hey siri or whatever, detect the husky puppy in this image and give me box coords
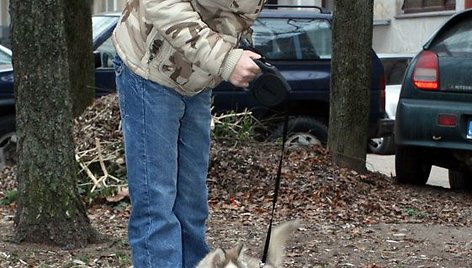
[196,220,299,268]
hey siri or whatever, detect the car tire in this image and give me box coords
[395,146,431,185]
[0,116,17,170]
[270,116,328,148]
[368,135,395,155]
[448,169,472,190]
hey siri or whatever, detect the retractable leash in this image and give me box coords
[244,52,292,266]
[260,112,288,267]
[250,57,291,108]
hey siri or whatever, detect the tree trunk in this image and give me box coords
[328,0,373,173]
[10,0,99,248]
[65,0,94,117]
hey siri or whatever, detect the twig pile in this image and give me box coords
[73,94,126,196]
[72,93,260,199]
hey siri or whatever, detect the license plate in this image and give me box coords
[468,121,472,139]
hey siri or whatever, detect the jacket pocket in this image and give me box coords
[147,35,165,63]
[149,40,217,92]
[227,0,263,14]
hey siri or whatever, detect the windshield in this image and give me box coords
[92,15,119,41]
[252,17,332,60]
[0,49,11,65]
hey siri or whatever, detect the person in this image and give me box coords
[111,0,266,267]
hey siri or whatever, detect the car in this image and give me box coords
[368,53,413,155]
[394,8,472,188]
[0,44,14,170]
[0,6,393,169]
[91,6,392,146]
[0,45,11,64]
[92,13,120,97]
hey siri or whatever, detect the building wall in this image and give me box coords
[0,0,8,47]
[372,0,461,54]
[0,0,468,53]
[276,0,322,6]
[92,0,126,13]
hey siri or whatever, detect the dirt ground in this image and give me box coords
[2,141,472,267]
[1,94,472,267]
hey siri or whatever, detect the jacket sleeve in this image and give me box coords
[143,0,244,81]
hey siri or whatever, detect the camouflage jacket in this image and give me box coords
[112,0,266,96]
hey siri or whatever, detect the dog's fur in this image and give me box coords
[196,220,299,268]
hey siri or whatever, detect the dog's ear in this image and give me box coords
[211,248,227,267]
[236,243,245,257]
[222,244,246,265]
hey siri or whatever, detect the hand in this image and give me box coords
[228,50,262,88]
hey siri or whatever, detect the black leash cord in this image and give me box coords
[260,113,289,265]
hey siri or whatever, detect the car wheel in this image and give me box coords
[271,116,328,148]
[448,169,472,190]
[395,146,431,185]
[368,135,395,155]
[0,116,17,170]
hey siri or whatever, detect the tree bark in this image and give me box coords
[65,0,94,117]
[328,0,373,173]
[10,0,99,248]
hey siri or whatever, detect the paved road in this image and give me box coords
[366,154,449,188]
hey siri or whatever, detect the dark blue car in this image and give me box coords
[91,9,391,146]
[0,45,14,169]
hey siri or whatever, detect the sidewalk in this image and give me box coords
[366,154,450,188]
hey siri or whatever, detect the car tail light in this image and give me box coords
[379,71,386,113]
[412,50,439,90]
[437,114,456,127]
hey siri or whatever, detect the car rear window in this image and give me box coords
[430,17,472,57]
[252,17,332,60]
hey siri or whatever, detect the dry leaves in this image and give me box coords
[1,93,472,267]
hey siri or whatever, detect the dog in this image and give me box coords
[196,220,299,268]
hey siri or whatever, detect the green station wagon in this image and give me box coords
[395,9,472,189]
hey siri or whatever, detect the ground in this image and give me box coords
[1,95,472,267]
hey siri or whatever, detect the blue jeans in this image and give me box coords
[113,57,211,268]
